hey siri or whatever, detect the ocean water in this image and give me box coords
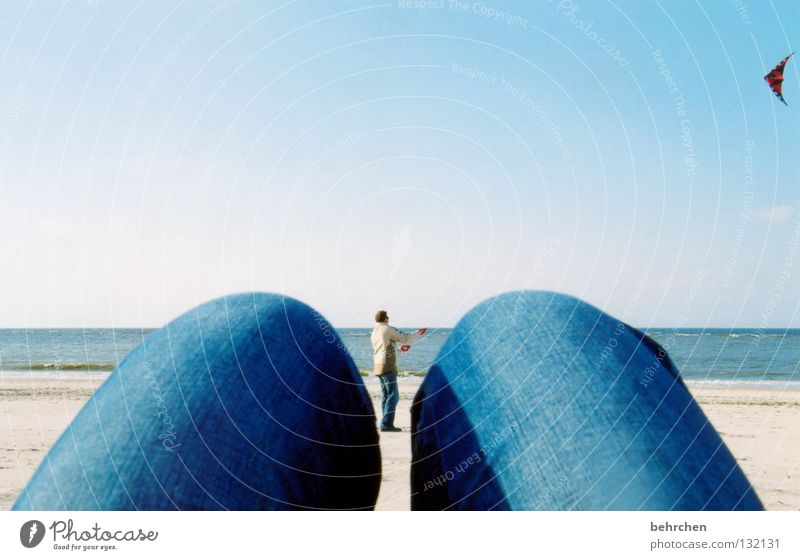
[1,327,798,385]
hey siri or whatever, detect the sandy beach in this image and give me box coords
[1,377,798,511]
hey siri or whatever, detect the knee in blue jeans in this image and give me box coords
[411,290,761,510]
[14,292,382,511]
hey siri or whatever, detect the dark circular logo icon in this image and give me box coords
[20,520,45,548]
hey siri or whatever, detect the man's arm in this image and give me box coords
[389,326,425,344]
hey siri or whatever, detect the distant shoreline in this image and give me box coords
[3,370,800,389]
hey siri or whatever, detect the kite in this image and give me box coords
[764,52,794,105]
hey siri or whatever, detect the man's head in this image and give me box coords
[374,310,389,324]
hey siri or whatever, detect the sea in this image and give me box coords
[1,328,798,386]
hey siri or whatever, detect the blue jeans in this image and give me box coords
[14,291,762,510]
[410,292,762,510]
[378,371,399,429]
[13,293,381,510]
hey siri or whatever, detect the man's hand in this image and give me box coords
[416,328,427,335]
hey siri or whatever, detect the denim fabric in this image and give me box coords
[411,291,763,511]
[14,290,761,511]
[378,371,400,428]
[13,293,381,510]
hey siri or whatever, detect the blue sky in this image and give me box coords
[0,0,797,328]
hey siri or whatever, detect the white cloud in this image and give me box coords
[755,205,795,223]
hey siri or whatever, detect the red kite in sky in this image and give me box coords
[764,52,794,105]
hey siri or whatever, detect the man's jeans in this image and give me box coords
[378,371,400,429]
[14,291,762,511]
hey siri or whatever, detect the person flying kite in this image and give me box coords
[764,52,794,105]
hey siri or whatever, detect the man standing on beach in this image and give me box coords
[371,310,426,432]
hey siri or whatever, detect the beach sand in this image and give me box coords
[687,384,800,511]
[1,377,798,510]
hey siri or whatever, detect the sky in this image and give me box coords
[0,0,798,328]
